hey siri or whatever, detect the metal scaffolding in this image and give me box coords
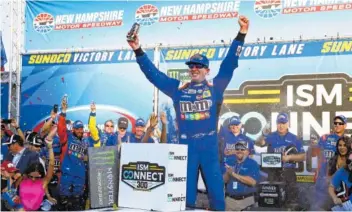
[7,0,25,123]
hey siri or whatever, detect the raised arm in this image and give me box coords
[160,112,167,144]
[127,32,180,98]
[142,114,158,143]
[41,110,56,137]
[88,102,101,147]
[43,126,56,187]
[57,99,68,145]
[213,16,249,94]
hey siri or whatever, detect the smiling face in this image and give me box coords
[188,63,209,83]
[338,139,348,156]
[277,122,289,135]
[333,118,346,134]
[104,120,114,134]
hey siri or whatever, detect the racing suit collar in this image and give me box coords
[190,80,207,86]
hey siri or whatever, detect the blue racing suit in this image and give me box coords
[58,113,88,197]
[134,33,245,210]
[318,133,341,160]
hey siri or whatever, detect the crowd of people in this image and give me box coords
[1,15,352,211]
[1,102,351,211]
[0,98,170,211]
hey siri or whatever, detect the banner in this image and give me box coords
[158,38,352,180]
[25,0,352,51]
[88,146,119,209]
[20,49,155,132]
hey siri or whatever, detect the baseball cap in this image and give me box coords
[334,115,347,124]
[276,112,289,124]
[185,54,209,68]
[229,116,241,126]
[29,135,45,147]
[1,161,18,173]
[135,118,146,127]
[235,141,249,150]
[25,131,37,143]
[2,134,22,146]
[118,117,129,129]
[73,120,84,129]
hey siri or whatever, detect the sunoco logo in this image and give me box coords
[167,193,186,202]
[168,151,187,160]
[121,162,165,191]
[263,155,281,165]
[168,173,186,182]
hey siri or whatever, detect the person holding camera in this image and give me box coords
[1,119,25,161]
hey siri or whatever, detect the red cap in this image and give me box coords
[1,161,18,173]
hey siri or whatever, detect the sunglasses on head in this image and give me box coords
[188,64,207,69]
[334,122,345,126]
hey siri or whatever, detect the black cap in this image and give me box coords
[29,135,45,147]
[2,134,22,145]
[118,117,128,129]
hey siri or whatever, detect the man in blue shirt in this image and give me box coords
[223,141,260,211]
[319,115,347,160]
[127,16,249,210]
[221,116,255,172]
[130,117,155,143]
[116,117,132,143]
[256,112,305,206]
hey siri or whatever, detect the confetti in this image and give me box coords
[61,77,65,83]
[37,97,42,101]
[29,101,32,105]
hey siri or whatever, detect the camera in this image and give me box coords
[53,104,59,113]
